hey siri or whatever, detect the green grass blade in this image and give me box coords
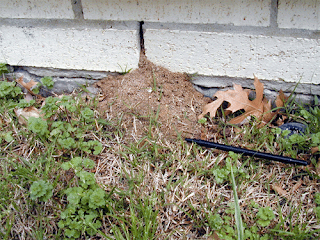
[230,165,244,240]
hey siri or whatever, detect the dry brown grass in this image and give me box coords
[1,57,320,239]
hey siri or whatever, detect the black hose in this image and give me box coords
[185,138,308,166]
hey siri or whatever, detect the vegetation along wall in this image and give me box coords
[0,0,319,99]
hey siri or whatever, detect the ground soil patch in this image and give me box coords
[94,55,210,141]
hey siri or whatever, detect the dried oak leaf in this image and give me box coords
[199,76,287,125]
[257,89,288,127]
[199,76,264,124]
[16,76,38,95]
[198,83,250,120]
[229,76,265,124]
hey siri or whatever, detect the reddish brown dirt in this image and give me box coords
[94,56,211,140]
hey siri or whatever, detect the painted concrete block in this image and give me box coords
[278,0,320,30]
[83,0,270,27]
[144,29,320,84]
[0,26,139,72]
[0,0,74,19]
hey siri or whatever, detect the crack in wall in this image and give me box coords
[139,21,145,55]
[72,0,84,20]
[270,0,279,28]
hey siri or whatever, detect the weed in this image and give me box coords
[107,197,159,240]
[40,76,54,89]
[59,157,107,238]
[0,63,9,75]
[30,180,53,202]
[118,64,133,75]
[256,207,275,227]
[212,151,249,184]
[0,80,22,99]
[32,76,54,94]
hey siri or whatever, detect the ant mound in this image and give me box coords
[94,56,210,141]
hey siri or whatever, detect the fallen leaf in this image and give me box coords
[260,98,274,123]
[276,90,288,108]
[199,76,264,124]
[276,115,287,126]
[16,76,38,95]
[311,146,319,154]
[291,179,302,193]
[272,183,288,197]
[198,83,251,120]
[25,92,34,102]
[199,76,288,126]
[14,106,41,125]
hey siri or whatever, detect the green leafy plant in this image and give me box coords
[32,76,54,94]
[0,80,22,99]
[81,107,94,120]
[212,151,248,184]
[59,157,107,238]
[256,207,275,227]
[31,96,105,155]
[198,117,207,124]
[40,76,54,89]
[244,226,269,240]
[0,131,13,143]
[0,63,9,75]
[28,117,49,136]
[30,180,53,202]
[208,213,224,230]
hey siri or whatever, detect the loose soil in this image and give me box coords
[94,55,210,141]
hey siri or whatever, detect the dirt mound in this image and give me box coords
[94,56,210,140]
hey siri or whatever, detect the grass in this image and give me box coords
[1,69,320,239]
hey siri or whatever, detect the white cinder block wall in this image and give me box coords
[0,0,319,96]
[0,0,140,72]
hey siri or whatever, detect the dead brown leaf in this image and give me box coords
[291,179,303,193]
[272,183,288,197]
[276,115,287,126]
[229,76,265,124]
[16,76,38,95]
[25,92,34,102]
[199,76,288,126]
[198,83,250,120]
[276,90,288,108]
[14,106,41,125]
[198,76,264,124]
[311,146,319,154]
[257,90,288,127]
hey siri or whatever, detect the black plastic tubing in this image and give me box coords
[185,138,308,166]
